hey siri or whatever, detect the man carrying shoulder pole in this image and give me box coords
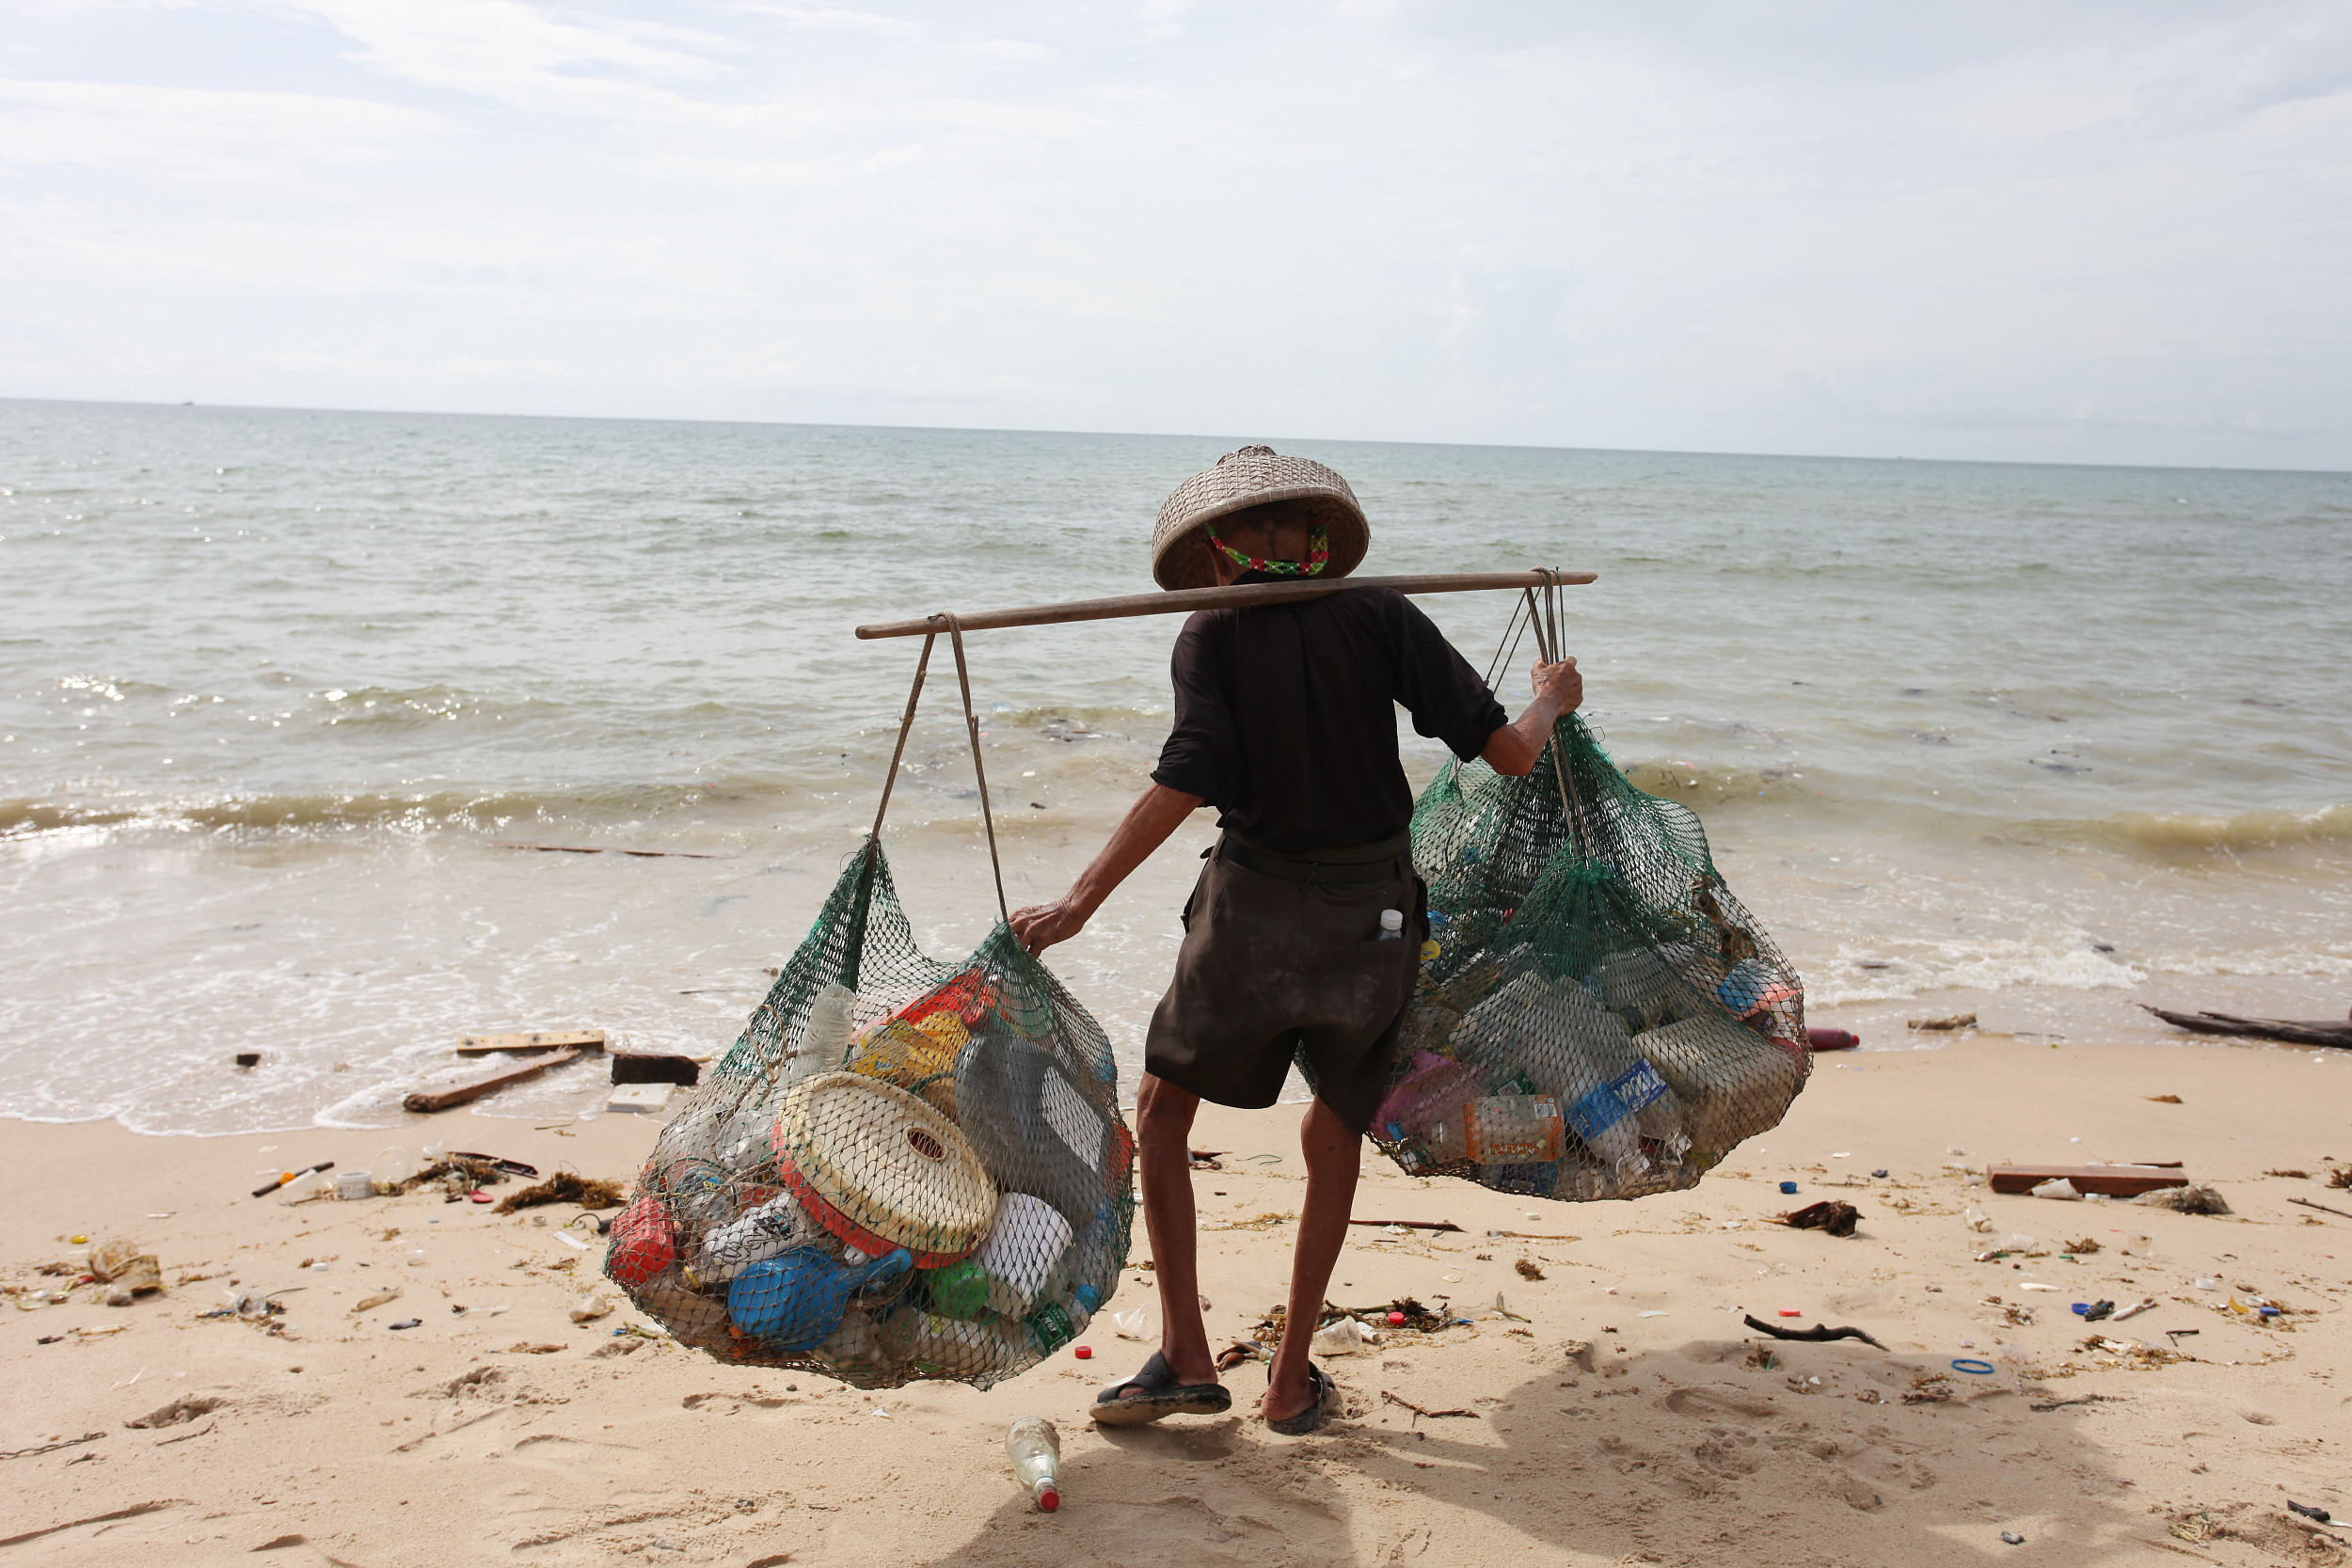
[1010,446,1581,1434]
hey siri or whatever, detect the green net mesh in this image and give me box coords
[1366,713,1810,1200]
[605,844,1135,1388]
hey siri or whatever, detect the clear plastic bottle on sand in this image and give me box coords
[1005,1417,1061,1512]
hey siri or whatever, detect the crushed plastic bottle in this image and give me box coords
[1311,1316,1376,1356]
[1006,1417,1061,1512]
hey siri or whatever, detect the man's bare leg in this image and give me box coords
[1263,1097,1360,1424]
[1115,1072,1219,1396]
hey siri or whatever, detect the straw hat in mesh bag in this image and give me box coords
[1150,445,1369,591]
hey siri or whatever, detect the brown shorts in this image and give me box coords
[1143,834,1424,1135]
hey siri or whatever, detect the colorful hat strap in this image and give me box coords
[1204,521,1329,578]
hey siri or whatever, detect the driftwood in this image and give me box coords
[491,842,725,860]
[1987,1164,2187,1197]
[404,1049,582,1113]
[457,1030,605,1055]
[1742,1314,1887,1351]
[1346,1219,1464,1233]
[2139,1005,2352,1049]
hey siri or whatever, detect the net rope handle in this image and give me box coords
[1524,570,1596,861]
[866,631,937,848]
[861,623,1013,927]
[948,616,1013,925]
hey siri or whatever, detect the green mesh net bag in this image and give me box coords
[603,632,1135,1388]
[1368,596,1809,1201]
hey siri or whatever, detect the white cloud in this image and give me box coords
[0,77,450,179]
[1,0,2348,467]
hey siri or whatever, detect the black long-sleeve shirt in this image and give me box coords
[1150,575,1507,854]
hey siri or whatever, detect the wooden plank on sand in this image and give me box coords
[1986,1164,2188,1197]
[456,1030,607,1055]
[492,842,725,859]
[405,1048,582,1114]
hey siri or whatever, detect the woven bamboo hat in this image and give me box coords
[1151,445,1368,591]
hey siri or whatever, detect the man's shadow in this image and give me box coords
[915,1334,2183,1566]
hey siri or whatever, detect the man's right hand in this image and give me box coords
[1531,656,1581,715]
[1481,656,1584,777]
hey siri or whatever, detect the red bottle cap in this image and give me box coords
[1777,1308,1802,1317]
[1387,1311,1406,1325]
[1073,1345,1092,1359]
[1037,1488,1059,1512]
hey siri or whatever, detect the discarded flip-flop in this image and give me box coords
[1090,1350,1231,1427]
[1263,1359,1339,1437]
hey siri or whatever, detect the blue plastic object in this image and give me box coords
[1778,1180,1799,1195]
[728,1246,912,1352]
[1950,1357,1995,1375]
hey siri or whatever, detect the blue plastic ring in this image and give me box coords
[1950,1358,1995,1375]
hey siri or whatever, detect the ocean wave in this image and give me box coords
[1808,942,2147,1006]
[0,780,788,839]
[2015,803,2352,857]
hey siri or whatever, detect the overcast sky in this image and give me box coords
[5,2,2349,467]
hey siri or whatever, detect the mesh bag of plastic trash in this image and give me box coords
[1364,703,1809,1203]
[604,632,1134,1389]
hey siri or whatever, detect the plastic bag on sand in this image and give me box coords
[604,845,1135,1390]
[1355,714,1810,1205]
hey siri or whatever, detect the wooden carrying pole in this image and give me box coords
[853,569,1594,640]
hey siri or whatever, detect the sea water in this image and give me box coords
[2,399,2345,1133]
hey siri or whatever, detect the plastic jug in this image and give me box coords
[729,1246,913,1352]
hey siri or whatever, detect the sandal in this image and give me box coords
[1263,1359,1338,1436]
[1090,1351,1232,1427]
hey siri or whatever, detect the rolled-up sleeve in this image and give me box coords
[1151,614,1238,804]
[1390,596,1508,762]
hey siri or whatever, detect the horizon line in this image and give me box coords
[3,392,2345,481]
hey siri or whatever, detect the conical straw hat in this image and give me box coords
[1151,445,1369,591]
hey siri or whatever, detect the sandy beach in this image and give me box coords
[5,1028,2348,1567]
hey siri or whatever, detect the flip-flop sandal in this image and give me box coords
[1263,1359,1339,1436]
[1090,1351,1232,1427]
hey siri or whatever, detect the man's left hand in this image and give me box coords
[1009,899,1088,956]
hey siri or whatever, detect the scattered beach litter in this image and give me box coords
[252,1162,334,1200]
[86,1238,165,1306]
[2134,1182,2230,1214]
[1775,1200,1859,1237]
[493,1171,627,1214]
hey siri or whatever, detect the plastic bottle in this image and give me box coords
[790,983,859,1085]
[1375,909,1406,941]
[1005,1417,1061,1512]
